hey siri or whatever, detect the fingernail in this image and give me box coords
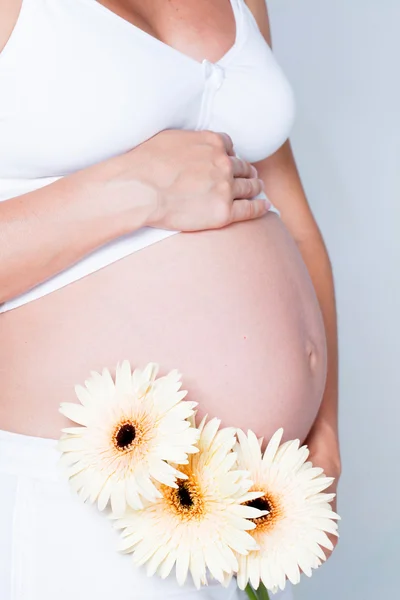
[258,178,265,190]
[251,166,258,177]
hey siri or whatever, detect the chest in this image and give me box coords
[96,0,237,64]
[0,0,295,179]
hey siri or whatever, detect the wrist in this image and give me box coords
[306,417,341,467]
[71,154,158,238]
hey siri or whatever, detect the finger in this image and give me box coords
[232,177,264,199]
[216,132,235,156]
[230,157,257,179]
[230,198,271,223]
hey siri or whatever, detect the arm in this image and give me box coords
[256,141,341,467]
[1,1,267,305]
[246,0,341,547]
[0,130,267,304]
[0,160,149,303]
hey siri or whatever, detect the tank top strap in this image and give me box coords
[227,0,245,41]
[230,0,264,48]
[233,0,262,36]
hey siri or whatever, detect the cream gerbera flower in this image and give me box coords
[58,361,199,516]
[114,417,266,588]
[235,428,340,594]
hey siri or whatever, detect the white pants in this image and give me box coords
[0,429,294,599]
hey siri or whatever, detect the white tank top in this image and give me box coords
[0,0,295,313]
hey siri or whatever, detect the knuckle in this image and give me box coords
[246,200,255,219]
[241,160,251,176]
[252,180,261,197]
[217,155,233,177]
[203,130,224,149]
[250,181,259,198]
[216,179,232,200]
[242,179,253,197]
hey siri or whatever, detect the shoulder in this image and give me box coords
[243,0,272,45]
[0,0,22,54]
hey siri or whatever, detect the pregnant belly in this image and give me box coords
[0,214,327,442]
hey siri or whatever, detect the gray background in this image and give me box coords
[268,1,400,599]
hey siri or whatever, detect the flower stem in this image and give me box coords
[244,583,270,600]
[258,583,271,600]
[245,584,259,600]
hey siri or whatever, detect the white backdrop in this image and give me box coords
[268,1,400,599]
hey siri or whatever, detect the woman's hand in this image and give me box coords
[113,129,270,232]
[0,128,268,303]
[305,420,342,560]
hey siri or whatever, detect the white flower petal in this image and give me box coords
[249,556,261,590]
[235,429,340,592]
[159,549,178,579]
[58,362,199,513]
[189,547,207,589]
[175,550,190,585]
[110,480,127,517]
[204,544,226,583]
[262,428,284,465]
[115,360,133,395]
[114,417,257,587]
[74,384,95,408]
[97,477,113,511]
[59,403,90,426]
[146,544,170,577]
[126,479,144,510]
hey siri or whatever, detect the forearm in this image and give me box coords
[255,141,339,449]
[0,128,266,305]
[0,158,152,304]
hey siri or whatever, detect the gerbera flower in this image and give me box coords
[114,417,266,588]
[58,361,199,516]
[235,428,340,594]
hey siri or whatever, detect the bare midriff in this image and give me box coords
[0,214,327,442]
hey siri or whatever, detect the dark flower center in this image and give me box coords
[246,496,272,515]
[177,483,194,508]
[162,475,204,521]
[116,423,136,449]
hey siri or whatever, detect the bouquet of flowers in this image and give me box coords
[58,362,339,599]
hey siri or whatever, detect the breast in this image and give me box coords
[0,2,203,179]
[210,65,294,163]
[210,40,296,163]
[0,0,295,179]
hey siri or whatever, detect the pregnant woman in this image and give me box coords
[0,0,341,598]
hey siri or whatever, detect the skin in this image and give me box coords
[246,0,341,556]
[0,131,267,301]
[0,0,340,559]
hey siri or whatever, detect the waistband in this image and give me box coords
[0,428,61,481]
